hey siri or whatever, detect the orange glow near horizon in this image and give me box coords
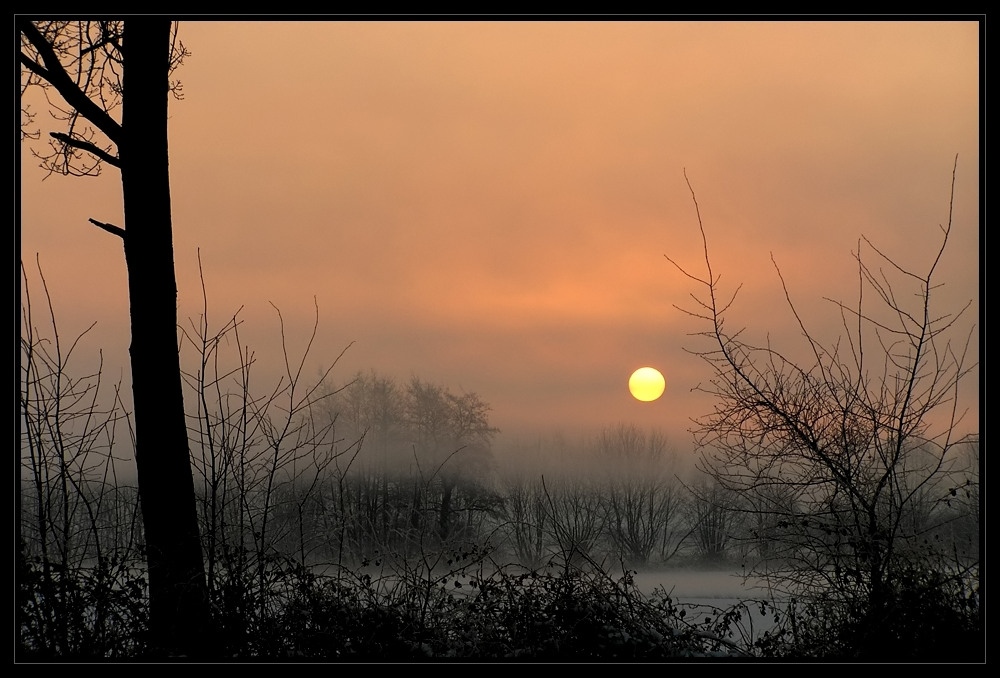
[19,20,980,445]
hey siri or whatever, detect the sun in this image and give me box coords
[628,367,665,402]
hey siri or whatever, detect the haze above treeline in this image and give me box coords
[20,20,980,455]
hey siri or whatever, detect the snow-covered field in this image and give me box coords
[630,569,785,642]
[631,568,767,599]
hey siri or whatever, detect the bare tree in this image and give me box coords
[544,476,606,570]
[336,370,407,470]
[180,258,348,646]
[665,159,978,657]
[19,260,144,657]
[495,474,552,570]
[315,372,501,560]
[19,20,210,657]
[683,476,743,564]
[596,424,687,567]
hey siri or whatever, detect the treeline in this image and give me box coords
[19,421,980,580]
[19,299,981,660]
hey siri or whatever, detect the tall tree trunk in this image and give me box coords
[120,19,211,658]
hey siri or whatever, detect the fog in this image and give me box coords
[20,20,980,446]
[19,20,981,660]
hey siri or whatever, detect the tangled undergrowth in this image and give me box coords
[19,546,768,662]
[18,545,981,662]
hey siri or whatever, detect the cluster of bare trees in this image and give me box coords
[490,425,689,571]
[667,164,979,652]
[19,18,978,659]
[20,269,979,656]
[19,262,146,657]
[314,369,501,560]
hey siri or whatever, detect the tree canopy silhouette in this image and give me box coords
[666,161,980,659]
[19,19,212,658]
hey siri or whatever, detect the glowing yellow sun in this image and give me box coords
[628,367,665,402]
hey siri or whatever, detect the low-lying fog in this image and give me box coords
[629,568,768,600]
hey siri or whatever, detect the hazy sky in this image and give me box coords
[19,19,981,449]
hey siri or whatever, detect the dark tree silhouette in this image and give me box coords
[666,161,980,659]
[19,19,212,658]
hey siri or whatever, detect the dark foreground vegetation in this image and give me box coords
[19,19,981,662]
[16,538,982,662]
[18,260,982,662]
[17,537,983,663]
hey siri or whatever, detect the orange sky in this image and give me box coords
[19,20,981,450]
